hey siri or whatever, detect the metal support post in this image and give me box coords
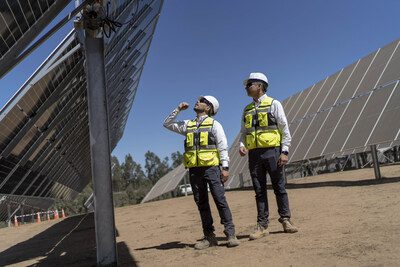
[370,145,382,180]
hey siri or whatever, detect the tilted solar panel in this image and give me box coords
[0,0,70,78]
[0,0,163,220]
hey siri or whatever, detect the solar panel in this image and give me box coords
[342,82,398,151]
[281,95,291,109]
[285,90,304,119]
[0,0,163,221]
[0,0,70,78]
[285,39,400,163]
[224,134,252,189]
[295,80,326,121]
[0,194,54,223]
[141,164,187,203]
[356,40,399,94]
[290,74,340,160]
[379,45,400,84]
[289,85,315,121]
[367,82,400,145]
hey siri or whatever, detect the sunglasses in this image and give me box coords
[199,98,211,106]
[198,98,214,114]
[245,82,256,88]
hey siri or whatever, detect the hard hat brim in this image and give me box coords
[243,78,268,86]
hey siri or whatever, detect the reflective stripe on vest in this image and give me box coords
[184,117,220,168]
[243,96,281,150]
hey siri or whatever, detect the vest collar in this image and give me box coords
[195,114,208,120]
[254,94,268,105]
[190,115,209,127]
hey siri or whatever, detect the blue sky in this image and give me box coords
[0,0,399,167]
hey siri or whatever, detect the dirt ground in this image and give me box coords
[1,165,400,266]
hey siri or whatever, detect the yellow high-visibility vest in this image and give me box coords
[184,117,220,168]
[243,96,282,150]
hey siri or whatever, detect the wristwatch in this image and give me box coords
[281,151,289,156]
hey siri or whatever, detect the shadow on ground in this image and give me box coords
[232,176,400,191]
[285,176,400,189]
[0,213,137,266]
[135,234,250,251]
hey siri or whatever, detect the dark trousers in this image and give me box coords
[249,147,291,228]
[189,166,235,237]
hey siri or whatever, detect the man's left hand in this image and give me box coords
[221,169,229,183]
[278,153,289,166]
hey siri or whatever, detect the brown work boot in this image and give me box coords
[227,236,240,247]
[279,218,298,233]
[249,224,269,240]
[194,233,218,250]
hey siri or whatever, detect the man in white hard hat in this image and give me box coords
[239,72,298,240]
[163,95,239,249]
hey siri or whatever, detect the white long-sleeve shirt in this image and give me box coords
[163,108,229,168]
[239,94,291,152]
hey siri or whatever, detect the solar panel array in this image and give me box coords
[142,38,400,201]
[0,0,163,221]
[284,39,400,162]
[224,133,251,189]
[0,0,70,78]
[0,194,54,223]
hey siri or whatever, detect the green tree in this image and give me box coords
[111,156,125,192]
[144,151,171,185]
[121,154,146,187]
[131,159,146,188]
[121,154,134,186]
[171,151,183,168]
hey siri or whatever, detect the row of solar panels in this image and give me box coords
[0,0,71,78]
[142,38,400,203]
[283,39,400,162]
[0,0,163,221]
[0,194,54,223]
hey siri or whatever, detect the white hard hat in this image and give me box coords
[243,72,269,86]
[199,95,220,116]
